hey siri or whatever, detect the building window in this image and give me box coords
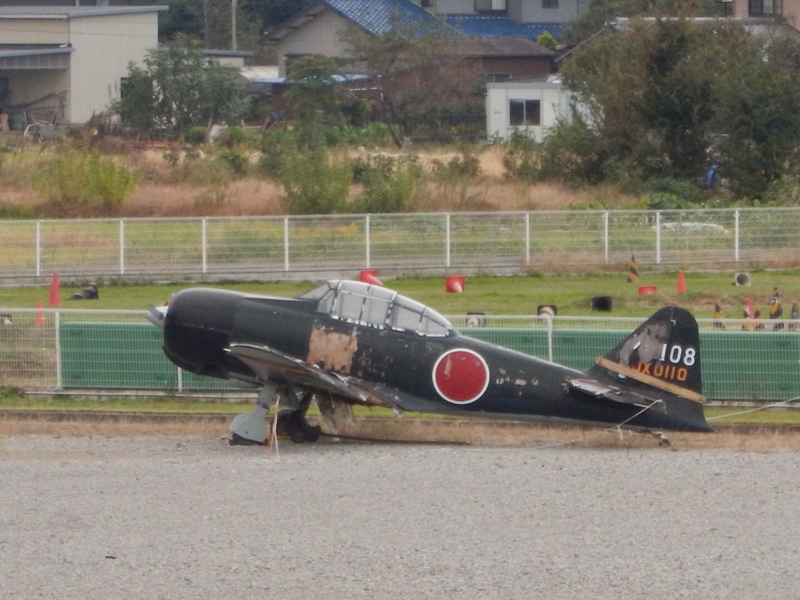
[509,100,541,127]
[543,0,559,8]
[475,0,507,13]
[749,0,781,15]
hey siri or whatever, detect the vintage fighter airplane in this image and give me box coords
[147,280,712,444]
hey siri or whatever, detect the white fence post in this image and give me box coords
[603,211,609,264]
[656,211,662,265]
[546,316,554,363]
[366,214,371,268]
[525,212,531,266]
[446,213,451,268]
[735,209,740,263]
[119,219,125,275]
[35,221,41,278]
[284,217,290,272]
[201,218,208,274]
[55,310,62,390]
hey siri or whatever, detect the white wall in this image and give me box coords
[519,0,584,23]
[486,80,574,142]
[276,8,352,76]
[1,18,69,44]
[67,12,157,123]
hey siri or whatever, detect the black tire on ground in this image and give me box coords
[302,425,321,443]
[290,426,306,444]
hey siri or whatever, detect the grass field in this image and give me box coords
[1,271,798,319]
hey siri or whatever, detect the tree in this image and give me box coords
[563,0,723,45]
[340,20,482,146]
[711,33,800,198]
[283,56,347,126]
[558,19,800,198]
[113,41,249,136]
[558,19,738,184]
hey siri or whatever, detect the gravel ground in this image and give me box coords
[1,435,798,600]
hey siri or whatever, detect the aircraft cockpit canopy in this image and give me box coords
[299,280,454,337]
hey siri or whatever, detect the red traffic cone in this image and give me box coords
[48,272,61,307]
[677,270,687,294]
[36,300,45,326]
[358,270,383,286]
[445,276,465,293]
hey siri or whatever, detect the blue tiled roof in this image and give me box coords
[325,0,456,36]
[444,15,563,41]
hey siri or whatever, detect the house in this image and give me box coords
[0,5,165,129]
[485,76,576,142]
[730,0,800,28]
[265,0,556,78]
[414,0,580,37]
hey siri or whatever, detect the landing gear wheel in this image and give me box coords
[290,427,307,444]
[303,424,321,443]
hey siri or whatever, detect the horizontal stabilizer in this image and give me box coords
[564,377,666,412]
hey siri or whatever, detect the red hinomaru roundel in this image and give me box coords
[432,348,490,404]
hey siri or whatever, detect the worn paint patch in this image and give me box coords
[616,322,670,367]
[307,326,358,374]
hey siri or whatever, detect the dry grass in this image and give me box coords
[125,179,285,217]
[0,146,638,217]
[2,415,799,451]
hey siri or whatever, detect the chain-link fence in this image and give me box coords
[3,208,800,282]
[2,309,798,401]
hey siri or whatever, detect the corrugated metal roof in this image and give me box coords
[444,16,562,40]
[325,0,454,35]
[267,0,458,41]
[0,44,73,58]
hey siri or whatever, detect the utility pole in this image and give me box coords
[204,0,209,49]
[232,0,237,51]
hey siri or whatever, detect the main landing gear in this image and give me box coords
[229,382,321,445]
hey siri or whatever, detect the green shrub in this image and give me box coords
[278,145,352,214]
[185,126,207,145]
[33,151,140,210]
[536,31,558,51]
[219,150,249,176]
[258,129,299,178]
[431,150,481,180]
[352,155,421,213]
[502,129,542,181]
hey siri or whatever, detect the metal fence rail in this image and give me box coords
[3,208,800,282]
[2,309,798,401]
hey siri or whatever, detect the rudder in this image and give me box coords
[590,306,703,402]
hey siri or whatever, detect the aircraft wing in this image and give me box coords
[227,342,401,409]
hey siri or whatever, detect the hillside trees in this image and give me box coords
[113,42,249,136]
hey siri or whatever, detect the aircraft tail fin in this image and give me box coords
[589,306,704,404]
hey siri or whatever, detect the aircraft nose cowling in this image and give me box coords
[162,288,242,379]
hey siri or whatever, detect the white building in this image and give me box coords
[486,76,577,142]
[0,5,166,128]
